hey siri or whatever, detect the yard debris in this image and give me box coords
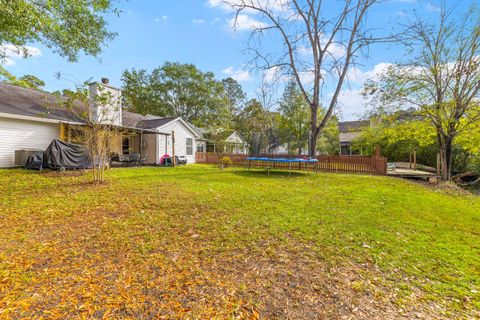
[0,168,476,319]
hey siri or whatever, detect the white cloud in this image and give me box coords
[210,17,221,25]
[263,65,292,83]
[299,70,315,84]
[208,0,290,12]
[263,66,279,83]
[154,15,168,22]
[228,14,267,31]
[222,66,252,81]
[207,0,226,9]
[335,88,370,121]
[0,44,42,66]
[331,62,395,120]
[425,3,440,13]
[297,36,346,60]
[347,62,393,84]
[297,45,311,56]
[193,19,206,24]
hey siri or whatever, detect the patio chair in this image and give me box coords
[118,154,128,166]
[128,153,141,166]
[139,153,148,166]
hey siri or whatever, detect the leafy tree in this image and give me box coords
[235,99,271,154]
[121,62,231,128]
[18,74,45,90]
[316,115,340,155]
[0,0,117,62]
[0,66,45,90]
[364,7,480,180]
[222,77,246,116]
[278,82,310,155]
[353,113,437,165]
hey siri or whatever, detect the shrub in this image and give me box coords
[220,156,233,168]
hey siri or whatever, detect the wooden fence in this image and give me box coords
[195,153,387,175]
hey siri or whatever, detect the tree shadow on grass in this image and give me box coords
[231,168,309,179]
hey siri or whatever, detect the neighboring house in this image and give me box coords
[268,142,290,155]
[192,125,208,154]
[0,80,200,167]
[192,125,250,155]
[224,131,249,154]
[338,120,370,155]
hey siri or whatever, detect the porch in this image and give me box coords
[61,123,169,166]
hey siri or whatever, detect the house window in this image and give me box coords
[340,144,351,156]
[196,142,205,153]
[186,138,193,155]
[122,137,130,155]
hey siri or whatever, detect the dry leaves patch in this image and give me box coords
[0,170,463,319]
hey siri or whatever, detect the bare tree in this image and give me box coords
[58,82,122,183]
[226,0,387,157]
[366,5,480,180]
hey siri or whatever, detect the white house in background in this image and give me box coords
[192,125,250,155]
[0,79,202,167]
[224,132,249,154]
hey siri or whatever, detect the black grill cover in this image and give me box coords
[43,139,92,170]
[25,153,44,170]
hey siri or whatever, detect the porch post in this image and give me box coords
[140,133,143,158]
[67,125,72,143]
[172,130,176,167]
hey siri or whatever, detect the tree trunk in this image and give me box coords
[308,107,318,158]
[439,136,453,181]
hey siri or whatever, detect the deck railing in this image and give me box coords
[195,153,387,175]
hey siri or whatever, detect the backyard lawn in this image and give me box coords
[0,165,479,319]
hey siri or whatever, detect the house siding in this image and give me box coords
[0,117,60,167]
[156,120,196,164]
[143,134,157,164]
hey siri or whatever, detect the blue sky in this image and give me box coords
[1,0,472,120]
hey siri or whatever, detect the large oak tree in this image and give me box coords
[0,0,117,62]
[121,62,232,128]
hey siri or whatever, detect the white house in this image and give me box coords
[0,79,201,167]
[133,116,200,164]
[0,82,86,168]
[224,132,249,154]
[191,125,250,155]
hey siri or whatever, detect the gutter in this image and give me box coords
[63,121,170,136]
[0,112,66,124]
[0,112,170,136]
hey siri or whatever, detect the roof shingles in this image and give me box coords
[0,83,179,131]
[0,82,85,123]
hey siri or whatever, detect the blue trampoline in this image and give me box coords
[245,157,318,175]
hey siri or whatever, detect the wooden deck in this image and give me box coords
[387,168,440,183]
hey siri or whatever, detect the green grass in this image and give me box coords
[0,165,479,318]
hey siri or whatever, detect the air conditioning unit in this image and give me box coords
[175,155,188,165]
[15,149,44,166]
